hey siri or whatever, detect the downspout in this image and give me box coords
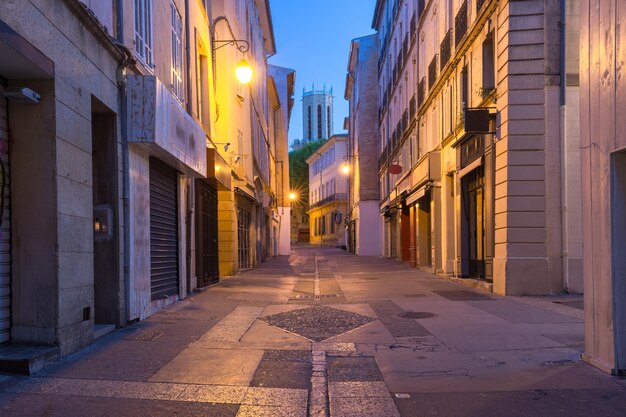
[115,0,131,325]
[184,0,193,293]
[559,0,569,291]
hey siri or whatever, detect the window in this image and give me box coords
[134,0,153,67]
[307,106,312,139]
[327,106,331,137]
[482,32,495,92]
[317,105,322,139]
[170,2,184,101]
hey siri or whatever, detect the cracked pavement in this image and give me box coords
[1,246,625,416]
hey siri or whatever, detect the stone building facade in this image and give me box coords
[345,34,382,256]
[373,0,581,295]
[580,0,626,375]
[0,0,293,367]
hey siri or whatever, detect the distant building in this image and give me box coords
[345,34,382,256]
[306,135,349,247]
[292,85,335,151]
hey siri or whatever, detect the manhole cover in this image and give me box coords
[400,312,437,319]
[260,305,375,342]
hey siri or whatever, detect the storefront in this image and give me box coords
[454,130,495,281]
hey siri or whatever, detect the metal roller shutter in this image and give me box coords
[390,217,398,259]
[149,157,179,301]
[0,89,11,343]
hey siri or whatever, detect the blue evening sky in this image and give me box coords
[268,0,377,146]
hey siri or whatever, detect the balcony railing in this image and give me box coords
[477,0,487,12]
[310,193,348,210]
[403,34,409,59]
[409,95,416,119]
[418,0,425,18]
[428,54,438,90]
[410,12,416,38]
[402,110,409,135]
[440,29,452,68]
[418,78,425,105]
[455,1,468,46]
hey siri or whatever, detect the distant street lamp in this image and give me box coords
[289,192,298,201]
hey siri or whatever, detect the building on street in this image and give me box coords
[373,0,582,296]
[0,0,293,366]
[579,0,626,375]
[306,134,349,248]
[345,34,382,256]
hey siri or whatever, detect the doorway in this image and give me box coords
[92,100,120,326]
[462,166,485,278]
[611,150,626,373]
[195,179,219,287]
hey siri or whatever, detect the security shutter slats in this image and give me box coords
[0,91,10,343]
[149,157,179,301]
[390,218,398,259]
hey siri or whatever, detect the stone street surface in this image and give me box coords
[1,247,625,417]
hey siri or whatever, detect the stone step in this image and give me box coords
[0,345,60,375]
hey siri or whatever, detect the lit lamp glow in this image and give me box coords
[289,192,297,201]
[341,164,350,175]
[236,59,253,84]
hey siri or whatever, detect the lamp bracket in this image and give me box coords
[212,16,250,53]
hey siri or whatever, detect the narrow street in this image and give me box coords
[0,247,624,417]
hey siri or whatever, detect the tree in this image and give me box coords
[289,140,327,206]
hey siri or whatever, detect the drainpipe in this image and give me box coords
[559,0,569,291]
[115,0,131,325]
[184,0,193,294]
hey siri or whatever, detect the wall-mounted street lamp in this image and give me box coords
[211,16,253,84]
[289,192,298,201]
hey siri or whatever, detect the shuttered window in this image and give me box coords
[149,158,179,301]
[0,91,11,343]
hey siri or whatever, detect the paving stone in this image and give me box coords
[261,350,311,362]
[242,387,309,407]
[235,405,307,417]
[329,381,391,398]
[327,357,383,382]
[251,361,312,389]
[176,384,247,403]
[260,306,375,342]
[434,290,495,302]
[330,396,401,417]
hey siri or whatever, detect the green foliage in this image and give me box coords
[289,140,327,202]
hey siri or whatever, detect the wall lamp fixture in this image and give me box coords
[211,16,253,84]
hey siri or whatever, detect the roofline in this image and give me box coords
[372,0,385,29]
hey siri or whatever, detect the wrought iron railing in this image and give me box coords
[440,29,452,68]
[310,193,349,210]
[418,78,425,105]
[455,1,468,46]
[428,54,438,90]
[409,95,416,119]
[477,0,487,12]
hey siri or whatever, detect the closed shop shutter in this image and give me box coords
[390,217,398,259]
[149,157,179,301]
[0,90,11,343]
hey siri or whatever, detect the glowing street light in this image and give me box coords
[289,192,298,201]
[236,59,253,84]
[341,163,350,175]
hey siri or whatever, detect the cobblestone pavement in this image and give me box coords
[1,246,626,416]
